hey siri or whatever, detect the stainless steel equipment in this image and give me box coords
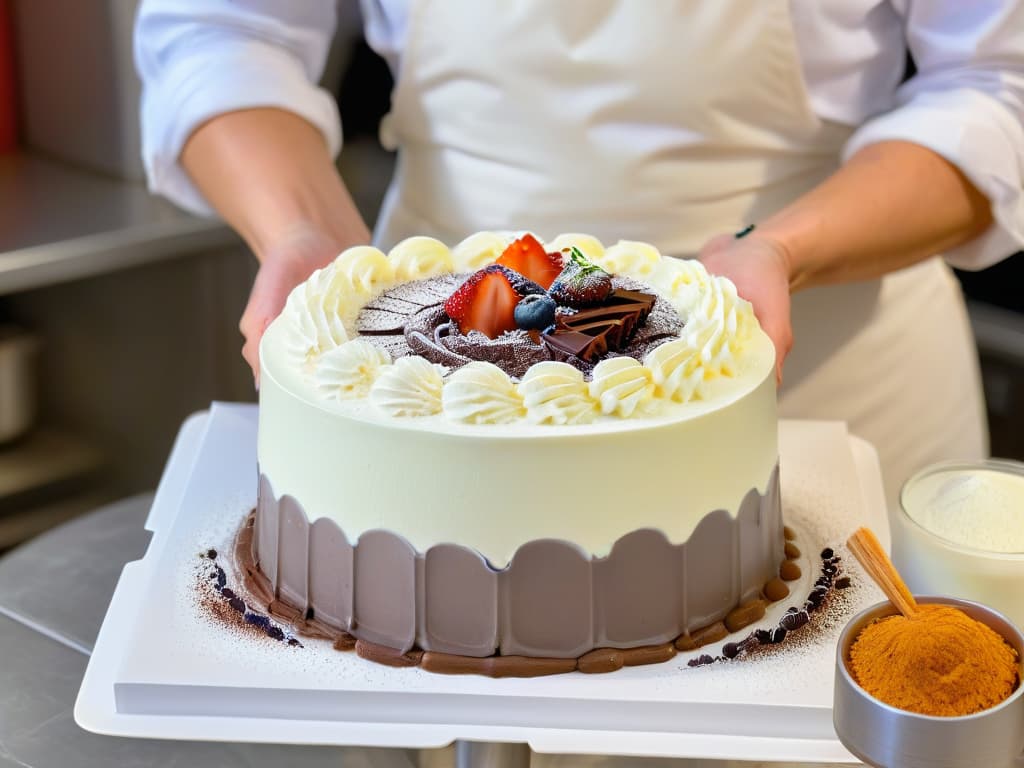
[0,326,37,444]
[834,596,1024,768]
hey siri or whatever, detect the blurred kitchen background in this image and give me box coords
[0,1,1021,554]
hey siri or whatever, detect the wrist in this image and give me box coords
[753,206,821,292]
[255,223,344,281]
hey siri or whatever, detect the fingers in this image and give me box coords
[754,291,793,385]
[698,232,794,385]
[239,258,301,386]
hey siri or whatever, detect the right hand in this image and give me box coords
[240,225,367,385]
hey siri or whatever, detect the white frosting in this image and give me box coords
[596,239,662,280]
[684,273,755,380]
[282,264,350,364]
[389,236,455,282]
[451,231,511,272]
[589,356,656,417]
[333,246,395,300]
[546,233,605,263]
[369,356,447,417]
[518,361,599,425]
[442,361,525,424]
[644,337,705,403]
[314,339,391,400]
[285,233,766,421]
[647,257,759,391]
[260,231,778,565]
[259,322,776,565]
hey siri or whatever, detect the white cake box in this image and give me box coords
[75,403,887,763]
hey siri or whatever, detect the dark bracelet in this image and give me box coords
[734,224,756,239]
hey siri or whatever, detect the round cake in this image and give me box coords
[253,231,787,675]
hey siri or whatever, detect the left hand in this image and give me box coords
[698,231,793,383]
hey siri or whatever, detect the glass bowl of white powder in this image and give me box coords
[895,459,1024,630]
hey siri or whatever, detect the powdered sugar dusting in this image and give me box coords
[358,274,685,379]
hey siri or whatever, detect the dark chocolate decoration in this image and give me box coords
[542,288,658,362]
[762,577,790,602]
[359,275,682,378]
[674,621,729,651]
[224,516,852,677]
[248,465,785,674]
[779,560,802,581]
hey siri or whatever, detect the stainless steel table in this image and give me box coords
[0,496,465,768]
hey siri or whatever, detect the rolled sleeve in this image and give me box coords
[135,1,341,217]
[842,1,1024,270]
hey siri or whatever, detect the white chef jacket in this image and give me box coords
[135,0,1024,271]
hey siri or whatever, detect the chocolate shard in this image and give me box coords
[545,289,658,360]
[607,288,656,317]
[561,318,629,348]
[541,330,609,362]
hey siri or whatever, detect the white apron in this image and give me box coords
[374,0,987,519]
[373,4,987,762]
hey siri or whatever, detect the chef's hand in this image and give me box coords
[178,108,372,385]
[698,232,793,384]
[240,225,356,386]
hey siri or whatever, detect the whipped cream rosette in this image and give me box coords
[279,231,767,424]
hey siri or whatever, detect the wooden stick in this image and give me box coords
[847,527,919,618]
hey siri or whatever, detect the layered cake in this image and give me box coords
[253,232,788,675]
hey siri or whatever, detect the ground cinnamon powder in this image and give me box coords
[849,604,1019,717]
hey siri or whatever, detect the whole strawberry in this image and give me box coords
[548,247,613,308]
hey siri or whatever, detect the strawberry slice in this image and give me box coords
[444,265,525,339]
[496,233,564,289]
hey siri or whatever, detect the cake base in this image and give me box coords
[232,513,806,676]
[240,465,803,676]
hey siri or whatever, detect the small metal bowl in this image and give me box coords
[834,597,1024,768]
[895,460,1024,629]
[0,326,38,444]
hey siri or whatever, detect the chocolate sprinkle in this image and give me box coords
[196,550,302,648]
[199,513,853,678]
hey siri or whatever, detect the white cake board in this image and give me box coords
[75,403,888,763]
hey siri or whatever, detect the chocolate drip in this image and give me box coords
[252,466,784,668]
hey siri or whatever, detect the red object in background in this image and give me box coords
[0,0,17,153]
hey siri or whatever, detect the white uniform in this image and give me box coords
[134,2,1024,765]
[136,0,1024,519]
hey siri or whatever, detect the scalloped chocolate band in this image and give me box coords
[254,466,782,659]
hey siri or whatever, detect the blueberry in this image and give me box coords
[228,596,246,613]
[820,547,834,560]
[722,642,741,659]
[266,626,285,641]
[514,294,557,330]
